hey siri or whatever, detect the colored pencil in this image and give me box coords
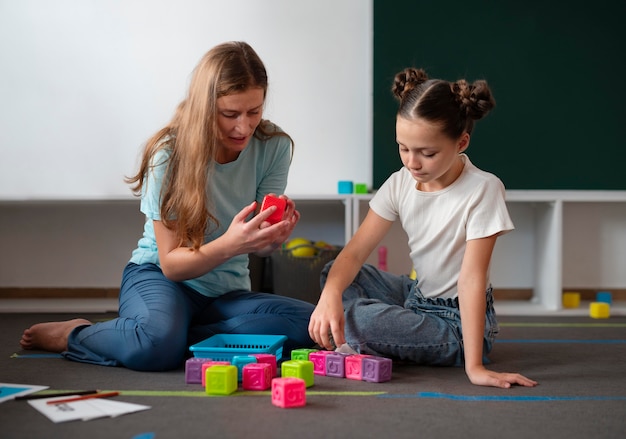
[46,391,120,405]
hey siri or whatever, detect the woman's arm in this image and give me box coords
[458,235,538,388]
[309,209,393,350]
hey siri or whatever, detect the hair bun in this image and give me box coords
[392,68,429,100]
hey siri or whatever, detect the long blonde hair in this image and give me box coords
[126,41,292,249]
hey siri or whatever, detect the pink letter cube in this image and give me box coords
[251,353,278,377]
[309,350,333,376]
[345,354,373,380]
[271,377,306,408]
[242,363,273,390]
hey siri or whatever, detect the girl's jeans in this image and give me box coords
[63,262,315,371]
[322,262,498,366]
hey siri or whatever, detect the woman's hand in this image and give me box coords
[466,365,538,389]
[308,291,346,350]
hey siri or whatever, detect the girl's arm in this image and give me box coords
[458,235,538,388]
[155,201,291,281]
[309,209,393,350]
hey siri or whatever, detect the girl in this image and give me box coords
[20,41,315,371]
[309,68,537,389]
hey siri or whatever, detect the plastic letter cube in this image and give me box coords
[202,361,231,386]
[309,350,333,376]
[590,302,610,319]
[281,360,314,387]
[185,357,212,384]
[345,354,373,380]
[271,378,306,408]
[362,356,392,383]
[291,348,318,361]
[251,353,278,377]
[205,365,238,395]
[325,352,348,378]
[242,363,273,390]
[562,292,581,308]
[232,355,257,382]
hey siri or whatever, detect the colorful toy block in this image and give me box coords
[271,377,306,408]
[345,354,373,380]
[242,363,273,390]
[251,353,277,377]
[185,357,212,384]
[281,360,314,387]
[309,350,334,376]
[562,292,581,308]
[325,352,349,378]
[362,356,392,382]
[232,355,257,382]
[205,365,238,395]
[291,348,318,361]
[260,195,286,225]
[590,302,610,319]
[337,180,354,194]
[596,291,612,304]
[354,183,368,194]
[202,361,231,386]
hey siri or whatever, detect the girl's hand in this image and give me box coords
[308,291,346,350]
[466,365,538,389]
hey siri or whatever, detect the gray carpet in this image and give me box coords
[1,312,625,439]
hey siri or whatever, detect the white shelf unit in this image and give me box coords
[292,191,626,315]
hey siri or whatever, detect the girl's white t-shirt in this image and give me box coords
[370,154,514,299]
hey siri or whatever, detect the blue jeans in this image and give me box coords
[63,263,315,371]
[322,262,498,366]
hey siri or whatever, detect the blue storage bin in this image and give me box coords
[189,334,287,361]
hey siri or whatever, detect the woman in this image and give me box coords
[20,41,315,371]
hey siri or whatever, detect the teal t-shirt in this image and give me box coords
[129,132,291,297]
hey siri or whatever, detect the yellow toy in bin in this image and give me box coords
[285,238,317,257]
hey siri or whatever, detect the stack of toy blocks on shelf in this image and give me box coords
[590,291,612,319]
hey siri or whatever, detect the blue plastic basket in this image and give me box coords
[189,334,288,361]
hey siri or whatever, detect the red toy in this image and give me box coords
[260,195,286,225]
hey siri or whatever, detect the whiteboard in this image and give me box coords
[0,0,372,200]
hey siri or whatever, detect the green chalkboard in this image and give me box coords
[373,1,626,190]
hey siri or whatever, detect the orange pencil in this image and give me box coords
[47,391,120,405]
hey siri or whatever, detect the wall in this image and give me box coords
[0,0,372,199]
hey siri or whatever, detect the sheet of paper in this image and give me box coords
[0,383,49,403]
[28,396,151,423]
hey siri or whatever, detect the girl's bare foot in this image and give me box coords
[19,319,92,353]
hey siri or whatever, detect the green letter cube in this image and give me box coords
[281,360,314,387]
[205,365,238,395]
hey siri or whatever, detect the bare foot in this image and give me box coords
[20,319,92,353]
